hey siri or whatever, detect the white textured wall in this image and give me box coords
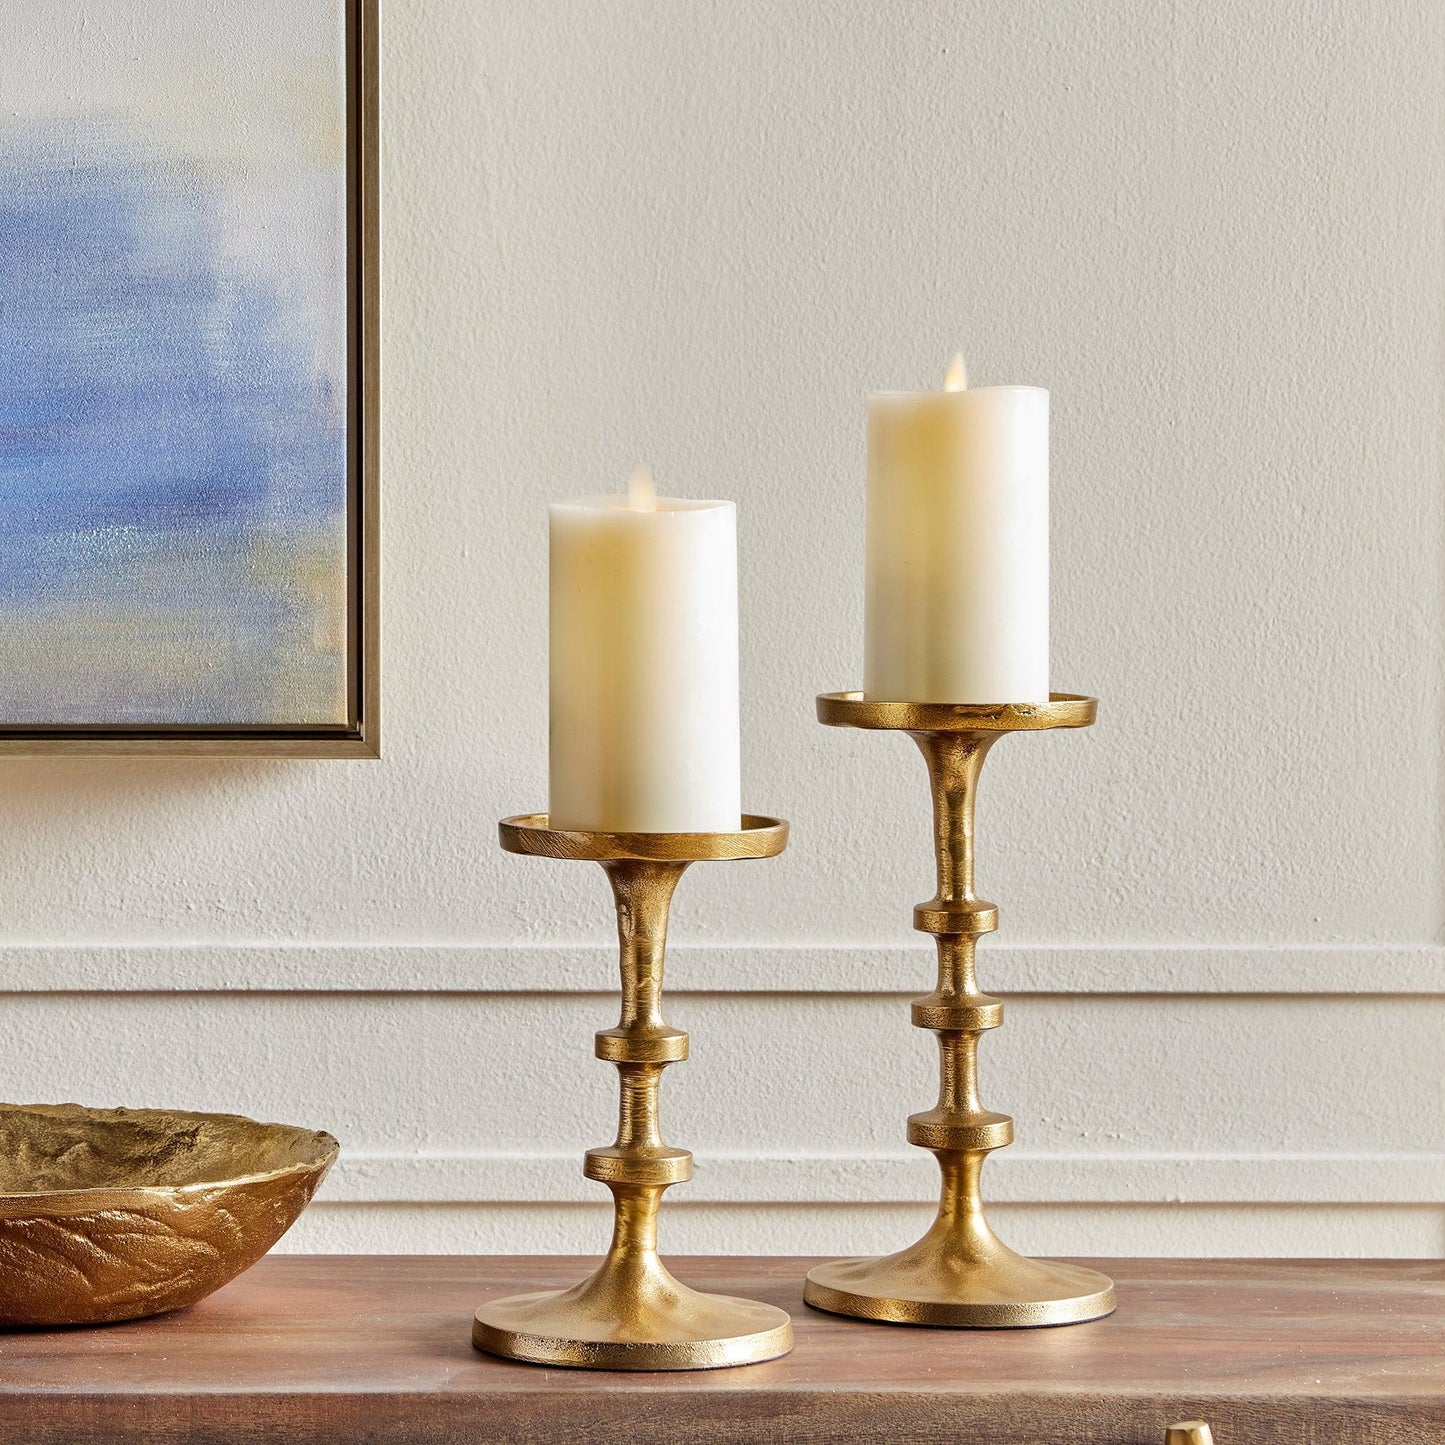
[1,0,1442,1259]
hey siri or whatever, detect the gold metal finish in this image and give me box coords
[474,813,794,1371]
[805,691,1115,1329]
[1166,1424,1215,1445]
[0,1102,337,1326]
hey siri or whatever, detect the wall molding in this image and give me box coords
[325,1149,1445,1206]
[0,943,1437,995]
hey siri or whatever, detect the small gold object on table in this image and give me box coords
[1166,1423,1215,1445]
[804,691,1116,1328]
[473,812,794,1371]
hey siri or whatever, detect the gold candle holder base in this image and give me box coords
[473,813,794,1371]
[804,693,1116,1330]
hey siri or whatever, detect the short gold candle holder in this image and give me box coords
[804,691,1116,1329]
[473,812,794,1371]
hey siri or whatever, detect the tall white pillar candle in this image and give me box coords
[549,469,741,833]
[864,356,1049,703]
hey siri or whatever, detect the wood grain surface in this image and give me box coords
[0,1256,1438,1443]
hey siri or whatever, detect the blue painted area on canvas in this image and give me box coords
[0,140,348,725]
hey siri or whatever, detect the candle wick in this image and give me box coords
[627,466,658,512]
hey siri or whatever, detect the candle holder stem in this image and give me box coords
[474,815,794,1370]
[582,858,690,1301]
[805,693,1116,1328]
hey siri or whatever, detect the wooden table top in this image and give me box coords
[0,1256,1438,1443]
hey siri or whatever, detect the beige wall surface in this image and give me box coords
[0,0,1441,1257]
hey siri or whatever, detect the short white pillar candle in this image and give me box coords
[549,469,742,834]
[864,355,1050,703]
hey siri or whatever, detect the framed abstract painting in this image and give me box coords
[0,0,378,756]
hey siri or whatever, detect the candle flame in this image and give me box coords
[944,352,968,392]
[627,465,657,512]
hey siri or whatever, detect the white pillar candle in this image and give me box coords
[549,468,741,833]
[864,354,1049,703]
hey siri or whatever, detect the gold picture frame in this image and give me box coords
[0,0,380,758]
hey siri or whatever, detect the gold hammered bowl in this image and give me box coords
[0,1102,338,1327]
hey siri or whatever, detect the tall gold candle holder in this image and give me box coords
[473,812,794,1370]
[804,692,1116,1328]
